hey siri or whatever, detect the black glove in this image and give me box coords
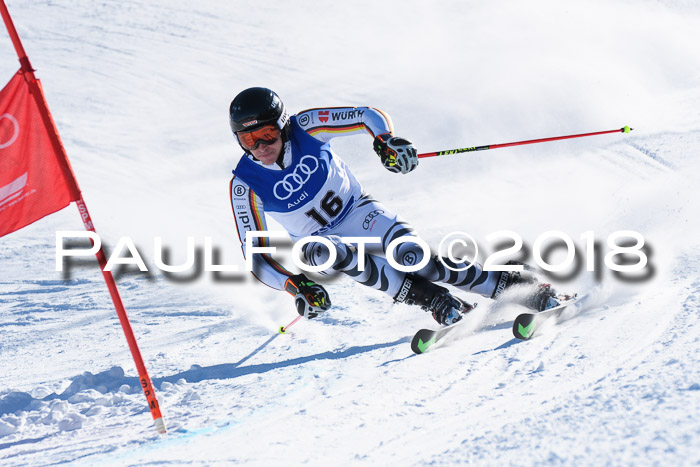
[373,133,418,174]
[284,274,332,319]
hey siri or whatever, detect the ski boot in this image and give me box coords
[492,261,568,312]
[394,274,476,325]
[523,283,561,311]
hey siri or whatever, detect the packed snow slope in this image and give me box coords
[1,0,700,465]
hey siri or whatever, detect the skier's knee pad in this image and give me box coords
[393,238,429,269]
[301,235,352,275]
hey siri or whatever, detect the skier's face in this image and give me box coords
[237,124,283,165]
[249,136,283,165]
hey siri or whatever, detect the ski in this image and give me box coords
[411,293,587,353]
[410,302,478,354]
[512,294,586,340]
[410,325,460,354]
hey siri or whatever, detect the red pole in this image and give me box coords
[1,0,166,433]
[279,315,302,334]
[75,198,166,433]
[418,126,632,159]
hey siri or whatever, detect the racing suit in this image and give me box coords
[229,106,501,300]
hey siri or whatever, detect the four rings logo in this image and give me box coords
[273,155,319,200]
[362,209,384,230]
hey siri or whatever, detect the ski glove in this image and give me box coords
[284,274,332,319]
[373,133,418,174]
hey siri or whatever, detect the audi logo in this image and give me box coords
[362,209,384,229]
[273,155,319,200]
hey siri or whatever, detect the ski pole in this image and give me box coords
[418,126,632,159]
[279,315,302,334]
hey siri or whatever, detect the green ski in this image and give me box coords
[410,326,458,354]
[512,294,586,340]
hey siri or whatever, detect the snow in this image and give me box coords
[1,0,700,465]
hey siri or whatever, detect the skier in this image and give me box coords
[229,87,561,326]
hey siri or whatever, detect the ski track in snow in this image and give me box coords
[1,0,700,465]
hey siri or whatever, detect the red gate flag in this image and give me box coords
[1,0,166,433]
[0,71,80,237]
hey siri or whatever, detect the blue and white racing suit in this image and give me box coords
[229,106,501,301]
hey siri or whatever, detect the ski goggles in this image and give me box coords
[236,124,281,151]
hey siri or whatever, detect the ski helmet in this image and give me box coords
[229,87,290,136]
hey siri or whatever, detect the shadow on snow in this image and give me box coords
[0,336,410,419]
[156,335,411,385]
